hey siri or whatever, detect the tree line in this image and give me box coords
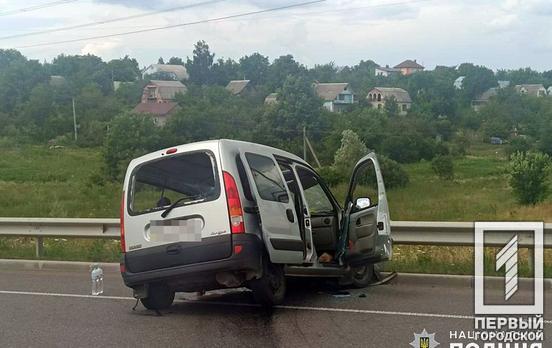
[1,41,552,204]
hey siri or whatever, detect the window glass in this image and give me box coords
[296,167,334,215]
[350,159,379,209]
[246,153,288,203]
[130,151,219,215]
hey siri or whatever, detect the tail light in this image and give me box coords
[120,191,126,253]
[223,171,245,234]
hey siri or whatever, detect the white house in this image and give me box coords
[367,87,412,115]
[314,82,354,112]
[142,64,188,81]
[515,84,547,97]
[375,65,400,77]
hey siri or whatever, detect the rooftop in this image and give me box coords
[394,59,424,69]
[314,82,350,101]
[133,102,179,116]
[226,80,251,95]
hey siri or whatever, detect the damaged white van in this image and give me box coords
[120,139,392,309]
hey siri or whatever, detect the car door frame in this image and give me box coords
[338,152,392,265]
[240,151,305,265]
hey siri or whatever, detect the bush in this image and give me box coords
[317,166,345,186]
[431,155,454,180]
[507,136,533,157]
[450,133,470,157]
[380,133,441,163]
[378,155,409,189]
[508,151,551,205]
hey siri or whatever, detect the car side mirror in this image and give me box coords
[354,197,371,210]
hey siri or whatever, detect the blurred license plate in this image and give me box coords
[150,219,202,242]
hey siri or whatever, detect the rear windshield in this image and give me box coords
[128,151,220,215]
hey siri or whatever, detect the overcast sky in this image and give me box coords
[1,0,551,71]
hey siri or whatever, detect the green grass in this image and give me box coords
[0,145,120,217]
[0,143,550,277]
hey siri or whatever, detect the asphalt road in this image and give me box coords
[0,264,549,348]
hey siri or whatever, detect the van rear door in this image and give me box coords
[123,146,232,273]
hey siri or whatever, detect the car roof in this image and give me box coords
[128,139,308,167]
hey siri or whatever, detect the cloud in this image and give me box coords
[5,0,552,71]
[80,39,122,56]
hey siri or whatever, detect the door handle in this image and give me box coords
[285,209,295,223]
[377,221,384,230]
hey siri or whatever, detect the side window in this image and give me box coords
[236,155,253,201]
[245,153,289,203]
[350,159,379,210]
[296,167,334,215]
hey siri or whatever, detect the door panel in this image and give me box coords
[242,152,304,264]
[311,216,338,251]
[342,153,392,264]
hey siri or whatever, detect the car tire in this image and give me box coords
[249,260,286,307]
[350,263,374,288]
[140,283,175,310]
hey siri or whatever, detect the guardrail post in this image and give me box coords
[35,237,43,259]
[527,247,534,275]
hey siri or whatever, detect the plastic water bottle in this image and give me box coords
[90,264,104,296]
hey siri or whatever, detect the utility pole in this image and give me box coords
[303,125,307,160]
[72,97,78,142]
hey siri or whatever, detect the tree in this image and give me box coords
[333,130,369,176]
[267,55,306,89]
[508,151,551,205]
[239,53,269,85]
[103,112,165,180]
[310,62,338,82]
[168,56,184,65]
[257,75,326,153]
[384,96,399,117]
[49,54,112,94]
[157,57,164,64]
[457,63,497,102]
[211,58,241,85]
[107,56,140,82]
[185,40,215,85]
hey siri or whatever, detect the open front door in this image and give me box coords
[241,152,304,264]
[339,153,392,266]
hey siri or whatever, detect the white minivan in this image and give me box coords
[120,139,392,309]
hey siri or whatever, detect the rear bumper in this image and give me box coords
[121,234,262,289]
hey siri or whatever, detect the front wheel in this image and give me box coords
[249,261,286,307]
[140,283,175,310]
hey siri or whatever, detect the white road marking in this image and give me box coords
[0,289,550,324]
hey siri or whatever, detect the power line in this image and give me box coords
[0,0,80,17]
[0,0,226,41]
[14,0,326,49]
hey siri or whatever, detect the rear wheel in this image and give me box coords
[140,283,175,310]
[350,263,374,288]
[249,261,286,307]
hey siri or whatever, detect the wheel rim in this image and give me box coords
[353,265,369,280]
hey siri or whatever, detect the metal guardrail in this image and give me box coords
[0,218,550,258]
